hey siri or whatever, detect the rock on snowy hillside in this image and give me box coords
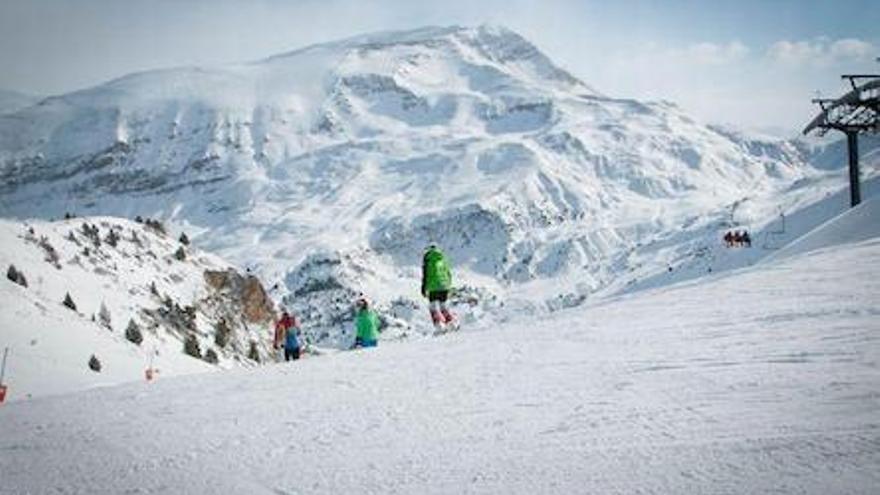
[0,24,869,345]
[0,215,276,400]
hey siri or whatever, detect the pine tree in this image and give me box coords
[88,354,102,372]
[248,341,261,363]
[104,229,120,248]
[125,319,143,345]
[98,302,112,330]
[183,333,201,358]
[63,292,77,311]
[178,232,190,245]
[174,246,186,261]
[203,348,219,364]
[214,318,231,348]
[6,264,27,287]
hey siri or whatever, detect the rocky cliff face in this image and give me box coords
[204,268,276,325]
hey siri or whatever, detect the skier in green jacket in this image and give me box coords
[354,296,380,348]
[421,243,456,332]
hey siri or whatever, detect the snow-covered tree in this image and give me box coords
[214,318,231,348]
[38,236,61,269]
[125,319,143,345]
[183,333,201,358]
[104,229,120,248]
[248,341,261,363]
[179,232,190,245]
[98,302,112,330]
[174,246,187,261]
[203,348,219,364]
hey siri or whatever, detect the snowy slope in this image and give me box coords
[0,216,276,400]
[0,25,870,344]
[614,174,880,296]
[767,196,880,261]
[1,226,877,494]
[0,89,40,116]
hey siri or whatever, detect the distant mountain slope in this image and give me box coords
[0,89,40,115]
[0,216,276,400]
[0,24,852,344]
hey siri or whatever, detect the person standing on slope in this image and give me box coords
[274,310,302,361]
[421,243,456,332]
[353,296,380,348]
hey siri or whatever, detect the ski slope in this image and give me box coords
[1,232,877,494]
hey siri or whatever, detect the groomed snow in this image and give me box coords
[1,235,877,494]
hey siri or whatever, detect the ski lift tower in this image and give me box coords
[803,60,879,207]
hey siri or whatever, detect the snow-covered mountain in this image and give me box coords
[0,215,276,399]
[0,89,40,116]
[0,25,872,345]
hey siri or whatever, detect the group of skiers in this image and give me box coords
[723,230,751,248]
[272,243,456,361]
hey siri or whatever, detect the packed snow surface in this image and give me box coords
[1,235,877,494]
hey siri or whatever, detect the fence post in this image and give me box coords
[0,347,9,403]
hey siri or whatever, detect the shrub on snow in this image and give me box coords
[88,354,102,373]
[125,319,144,345]
[183,333,201,358]
[63,292,77,311]
[203,348,219,364]
[6,264,27,287]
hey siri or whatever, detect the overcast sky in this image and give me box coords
[1,0,877,133]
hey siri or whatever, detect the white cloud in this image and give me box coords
[686,41,749,65]
[829,38,875,59]
[767,37,877,66]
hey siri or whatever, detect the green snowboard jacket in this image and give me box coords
[421,247,452,296]
[355,308,380,342]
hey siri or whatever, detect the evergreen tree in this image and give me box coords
[214,318,231,348]
[248,341,261,363]
[88,354,102,372]
[63,292,77,311]
[104,229,120,247]
[183,333,201,358]
[6,264,27,287]
[125,319,143,345]
[98,302,112,330]
[203,348,219,364]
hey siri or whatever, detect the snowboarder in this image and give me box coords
[742,230,752,248]
[421,243,456,332]
[353,296,379,348]
[723,231,733,247]
[274,310,302,361]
